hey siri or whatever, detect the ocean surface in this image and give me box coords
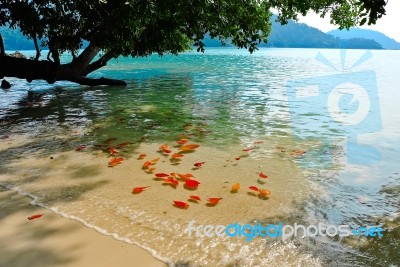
[1,48,399,266]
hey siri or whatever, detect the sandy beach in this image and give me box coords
[0,188,167,267]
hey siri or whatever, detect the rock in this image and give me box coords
[1,79,11,89]
[6,51,26,59]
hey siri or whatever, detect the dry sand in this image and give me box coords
[0,189,167,267]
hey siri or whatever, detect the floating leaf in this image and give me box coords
[179,144,200,151]
[194,162,205,168]
[155,173,170,177]
[207,198,222,204]
[189,195,201,201]
[132,186,150,194]
[28,214,44,220]
[249,186,259,192]
[259,189,271,197]
[137,153,147,159]
[173,200,189,208]
[185,179,201,188]
[231,183,240,191]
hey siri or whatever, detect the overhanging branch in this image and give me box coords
[33,36,41,61]
[72,43,100,73]
[81,50,116,76]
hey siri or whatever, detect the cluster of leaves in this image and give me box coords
[0,0,388,59]
[270,0,387,30]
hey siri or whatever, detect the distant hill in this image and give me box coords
[327,28,400,50]
[263,18,381,49]
[202,16,382,49]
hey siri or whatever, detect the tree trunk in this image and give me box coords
[0,34,5,56]
[0,55,126,86]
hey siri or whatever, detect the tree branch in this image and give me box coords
[72,43,100,73]
[33,35,41,61]
[0,55,127,86]
[80,50,116,76]
[47,50,53,62]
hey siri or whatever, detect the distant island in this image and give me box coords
[261,16,382,49]
[327,28,400,50]
[3,15,399,51]
[201,15,384,50]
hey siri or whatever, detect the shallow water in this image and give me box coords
[1,48,399,266]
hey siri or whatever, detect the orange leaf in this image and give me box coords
[176,138,189,145]
[259,189,271,197]
[189,195,201,201]
[143,161,152,168]
[249,186,259,192]
[108,157,124,167]
[132,186,150,194]
[150,158,160,163]
[163,177,179,186]
[231,183,240,191]
[137,153,147,159]
[194,162,205,168]
[185,179,201,188]
[173,200,189,208]
[177,173,194,180]
[28,214,44,220]
[179,144,200,151]
[207,198,222,204]
[147,167,156,173]
[171,153,184,159]
[155,173,169,177]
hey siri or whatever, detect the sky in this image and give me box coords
[297,1,400,42]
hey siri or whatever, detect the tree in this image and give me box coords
[0,0,387,86]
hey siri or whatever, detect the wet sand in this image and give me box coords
[0,132,315,266]
[0,189,167,267]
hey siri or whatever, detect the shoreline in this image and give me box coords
[0,187,167,267]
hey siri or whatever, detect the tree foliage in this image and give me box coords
[0,0,388,86]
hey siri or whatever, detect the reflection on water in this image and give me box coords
[1,48,399,266]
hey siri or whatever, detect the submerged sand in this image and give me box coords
[0,132,322,266]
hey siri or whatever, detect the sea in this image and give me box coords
[1,48,399,266]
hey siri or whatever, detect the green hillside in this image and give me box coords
[328,28,400,50]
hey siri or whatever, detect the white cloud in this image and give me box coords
[297,2,400,42]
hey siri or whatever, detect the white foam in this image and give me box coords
[2,184,174,266]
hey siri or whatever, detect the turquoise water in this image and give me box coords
[1,48,399,266]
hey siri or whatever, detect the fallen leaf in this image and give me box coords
[28,214,44,220]
[207,198,222,205]
[132,186,150,194]
[179,144,200,151]
[249,186,259,192]
[173,200,189,208]
[189,195,201,201]
[231,183,240,191]
[137,153,147,159]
